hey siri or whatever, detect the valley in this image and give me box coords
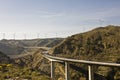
[0,25,120,80]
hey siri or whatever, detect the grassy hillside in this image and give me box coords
[51,25,120,80]
[12,48,50,80]
[14,48,49,70]
[51,25,120,60]
[0,49,50,80]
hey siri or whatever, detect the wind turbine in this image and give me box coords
[99,19,104,26]
[3,33,5,39]
[13,33,16,40]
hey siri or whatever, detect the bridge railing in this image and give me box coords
[43,54,120,80]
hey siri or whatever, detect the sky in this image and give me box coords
[0,0,120,39]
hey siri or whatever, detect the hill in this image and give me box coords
[1,25,120,79]
[0,38,63,55]
[0,51,11,63]
[34,38,63,47]
[14,48,50,72]
[0,40,24,55]
[51,25,120,61]
[0,47,50,79]
[51,25,120,80]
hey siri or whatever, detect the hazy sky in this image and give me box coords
[0,0,120,39]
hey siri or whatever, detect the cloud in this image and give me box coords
[36,10,65,18]
[78,7,120,21]
[56,7,120,28]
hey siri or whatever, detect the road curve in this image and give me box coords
[43,54,120,67]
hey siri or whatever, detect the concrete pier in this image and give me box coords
[88,65,94,80]
[51,61,55,80]
[65,62,70,80]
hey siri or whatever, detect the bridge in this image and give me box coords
[43,53,120,80]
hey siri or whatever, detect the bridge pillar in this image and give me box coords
[88,65,94,80]
[65,62,70,80]
[51,61,55,80]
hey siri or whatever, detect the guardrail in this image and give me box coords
[43,54,120,80]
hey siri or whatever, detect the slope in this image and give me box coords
[51,25,120,80]
[0,51,12,63]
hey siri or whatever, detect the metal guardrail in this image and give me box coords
[43,54,120,80]
[44,54,120,67]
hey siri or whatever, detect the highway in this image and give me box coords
[43,54,120,67]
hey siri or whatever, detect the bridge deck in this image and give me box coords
[43,54,120,67]
[43,54,120,80]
